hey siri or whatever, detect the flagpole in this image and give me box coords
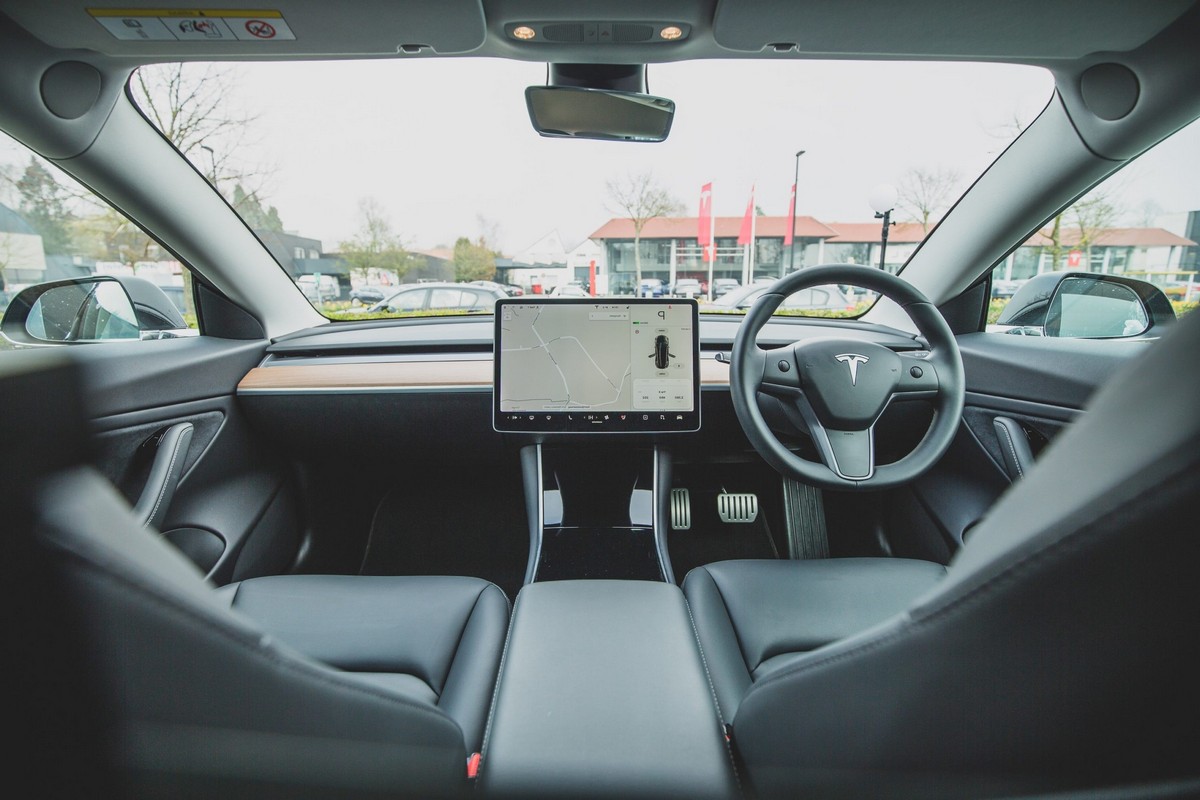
[789,150,805,272]
[707,208,715,301]
[741,233,750,287]
[749,191,757,283]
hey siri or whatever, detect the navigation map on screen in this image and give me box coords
[493,298,699,433]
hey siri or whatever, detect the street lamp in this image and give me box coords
[199,144,216,184]
[868,183,897,271]
[788,150,806,272]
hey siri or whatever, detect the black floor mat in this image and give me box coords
[359,468,529,601]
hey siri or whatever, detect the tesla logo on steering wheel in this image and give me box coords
[835,353,870,385]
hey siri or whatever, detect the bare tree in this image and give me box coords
[131,63,266,193]
[605,171,683,288]
[1135,199,1164,228]
[981,109,1125,274]
[339,198,422,285]
[1070,192,1120,269]
[896,166,963,234]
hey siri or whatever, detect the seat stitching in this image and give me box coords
[436,583,485,701]
[705,568,756,675]
[747,464,1193,695]
[995,422,1024,478]
[146,425,189,526]
[479,589,521,763]
[684,590,744,796]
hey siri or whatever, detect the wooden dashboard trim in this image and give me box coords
[237,359,731,392]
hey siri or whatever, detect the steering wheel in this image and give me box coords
[730,264,964,491]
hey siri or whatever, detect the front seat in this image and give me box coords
[686,311,1200,798]
[2,350,507,799]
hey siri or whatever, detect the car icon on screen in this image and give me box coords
[650,334,673,369]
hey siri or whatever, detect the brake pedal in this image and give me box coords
[670,488,691,530]
[717,493,759,524]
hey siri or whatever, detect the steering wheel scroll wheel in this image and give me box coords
[730,264,965,491]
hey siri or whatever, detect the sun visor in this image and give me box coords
[1,0,487,58]
[711,0,1194,59]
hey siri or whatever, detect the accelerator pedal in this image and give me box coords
[670,488,692,530]
[717,492,759,524]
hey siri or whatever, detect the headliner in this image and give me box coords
[0,0,1194,67]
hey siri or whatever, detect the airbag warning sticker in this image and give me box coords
[88,8,296,41]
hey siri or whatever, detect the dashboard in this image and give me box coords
[235,313,930,464]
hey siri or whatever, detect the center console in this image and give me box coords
[494,297,700,586]
[479,580,739,799]
[481,298,735,795]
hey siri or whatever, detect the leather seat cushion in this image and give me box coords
[684,558,945,720]
[216,573,509,753]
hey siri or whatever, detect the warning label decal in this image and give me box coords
[88,8,296,41]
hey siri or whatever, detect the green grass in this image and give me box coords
[322,308,485,322]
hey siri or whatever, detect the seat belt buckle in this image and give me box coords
[466,752,481,780]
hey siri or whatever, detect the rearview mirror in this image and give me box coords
[525,86,675,142]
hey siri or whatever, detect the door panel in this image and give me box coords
[77,337,299,583]
[895,331,1143,554]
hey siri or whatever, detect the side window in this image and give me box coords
[987,117,1199,338]
[388,288,425,312]
[429,288,463,309]
[1,132,197,352]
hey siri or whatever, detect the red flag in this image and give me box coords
[737,184,755,246]
[698,182,714,262]
[784,184,796,246]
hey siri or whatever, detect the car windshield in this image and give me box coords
[125,60,1047,318]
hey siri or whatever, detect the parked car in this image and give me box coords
[468,280,524,297]
[991,278,1025,299]
[670,278,703,298]
[1163,277,1200,303]
[349,285,391,305]
[710,282,859,313]
[638,279,666,297]
[296,274,340,302]
[369,282,506,313]
[550,283,590,297]
[710,278,740,299]
[2,2,1198,799]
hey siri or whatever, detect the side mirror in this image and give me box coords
[1045,276,1147,338]
[994,272,1175,339]
[1,276,194,347]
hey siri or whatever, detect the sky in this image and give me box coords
[5,56,1200,256]
[215,58,1058,253]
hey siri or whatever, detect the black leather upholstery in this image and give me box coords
[215,574,509,753]
[480,580,739,799]
[688,311,1200,797]
[5,352,510,798]
[683,558,946,720]
[34,466,481,798]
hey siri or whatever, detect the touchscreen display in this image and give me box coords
[494,298,700,433]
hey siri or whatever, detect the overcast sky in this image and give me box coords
[220,58,1056,253]
[6,57,1199,256]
